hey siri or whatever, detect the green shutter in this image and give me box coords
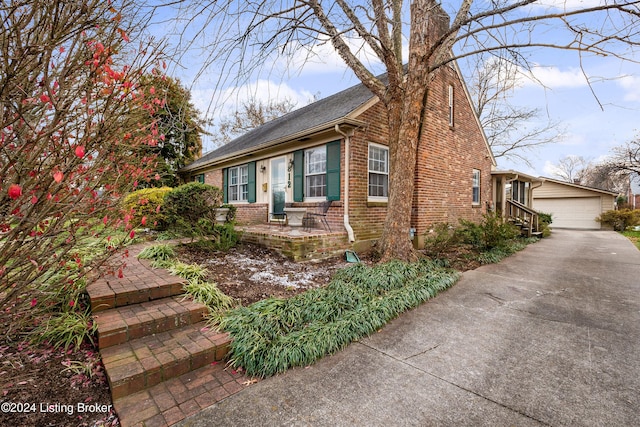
[293,150,304,202]
[247,162,256,203]
[326,140,341,201]
[222,168,228,204]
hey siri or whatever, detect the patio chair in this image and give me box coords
[303,200,332,232]
[269,192,287,228]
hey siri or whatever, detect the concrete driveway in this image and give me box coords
[178,230,640,426]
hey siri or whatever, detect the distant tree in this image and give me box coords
[140,75,207,187]
[467,55,564,166]
[213,96,313,146]
[581,163,629,194]
[551,156,629,193]
[550,155,589,183]
[609,137,640,175]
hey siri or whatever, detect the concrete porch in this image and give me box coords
[236,223,352,261]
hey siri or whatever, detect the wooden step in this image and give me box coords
[93,296,209,349]
[101,323,231,400]
[87,259,186,313]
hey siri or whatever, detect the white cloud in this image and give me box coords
[619,75,640,102]
[520,66,588,89]
[542,160,564,177]
[529,0,605,11]
[190,79,314,119]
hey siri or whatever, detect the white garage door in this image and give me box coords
[533,197,602,229]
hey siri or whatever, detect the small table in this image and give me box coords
[283,207,307,227]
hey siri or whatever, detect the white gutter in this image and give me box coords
[335,124,356,242]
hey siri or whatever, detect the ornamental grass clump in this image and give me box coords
[137,244,236,313]
[137,244,176,268]
[220,259,460,378]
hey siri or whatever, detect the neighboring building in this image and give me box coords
[532,177,617,229]
[180,63,496,251]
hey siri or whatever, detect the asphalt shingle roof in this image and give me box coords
[182,80,377,172]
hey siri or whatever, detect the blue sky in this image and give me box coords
[151,1,640,179]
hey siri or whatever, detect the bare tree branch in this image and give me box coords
[157,0,640,260]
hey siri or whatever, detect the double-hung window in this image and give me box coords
[368,143,389,199]
[305,146,327,198]
[228,164,248,202]
[472,169,481,205]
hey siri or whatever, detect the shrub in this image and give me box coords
[194,223,240,251]
[122,187,172,230]
[163,183,224,236]
[597,209,640,231]
[457,212,520,250]
[221,204,237,223]
[537,211,553,238]
[422,223,460,258]
[538,211,553,226]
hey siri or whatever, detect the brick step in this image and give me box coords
[93,296,209,349]
[87,258,186,313]
[112,359,252,426]
[101,322,231,400]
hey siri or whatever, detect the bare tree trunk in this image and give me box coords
[378,0,436,262]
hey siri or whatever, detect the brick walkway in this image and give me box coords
[87,243,257,426]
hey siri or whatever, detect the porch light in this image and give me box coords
[260,164,266,173]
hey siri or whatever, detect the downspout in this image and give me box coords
[335,124,356,242]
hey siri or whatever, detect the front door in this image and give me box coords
[270,157,286,217]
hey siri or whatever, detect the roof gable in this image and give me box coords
[182,64,495,172]
[182,82,377,172]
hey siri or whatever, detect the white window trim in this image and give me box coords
[368,142,389,202]
[228,164,249,203]
[304,145,327,201]
[472,169,481,205]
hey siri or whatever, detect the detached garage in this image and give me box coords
[533,178,617,229]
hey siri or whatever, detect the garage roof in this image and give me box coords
[539,177,618,196]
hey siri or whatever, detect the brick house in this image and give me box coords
[180,65,496,255]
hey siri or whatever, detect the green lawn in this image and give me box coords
[622,229,640,250]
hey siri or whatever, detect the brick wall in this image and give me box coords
[239,229,351,261]
[345,66,493,248]
[410,66,493,241]
[235,203,269,225]
[348,101,390,244]
[203,169,222,189]
[187,66,493,249]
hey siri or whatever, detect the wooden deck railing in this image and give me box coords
[506,199,539,237]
